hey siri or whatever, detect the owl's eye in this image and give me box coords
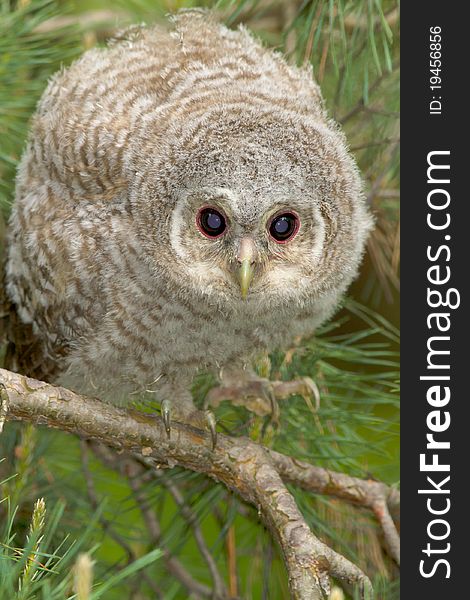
[268,212,300,243]
[196,207,227,238]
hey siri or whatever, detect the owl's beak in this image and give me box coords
[237,237,257,299]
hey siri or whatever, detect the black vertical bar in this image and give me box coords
[401,5,467,598]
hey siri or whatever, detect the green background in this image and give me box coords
[0,1,399,598]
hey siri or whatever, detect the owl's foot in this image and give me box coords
[206,375,279,422]
[206,373,320,421]
[160,399,217,450]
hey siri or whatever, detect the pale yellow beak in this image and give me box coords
[237,237,257,299]
[238,259,254,299]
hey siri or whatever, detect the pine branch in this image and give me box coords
[0,367,400,599]
[270,451,400,565]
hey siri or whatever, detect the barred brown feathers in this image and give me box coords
[4,10,372,408]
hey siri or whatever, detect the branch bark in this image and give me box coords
[269,451,400,546]
[0,368,398,599]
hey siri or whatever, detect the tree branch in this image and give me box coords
[0,367,397,599]
[269,451,400,531]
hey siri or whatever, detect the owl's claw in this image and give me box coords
[206,374,320,421]
[160,400,217,449]
[205,409,217,450]
[206,376,280,420]
[161,399,171,438]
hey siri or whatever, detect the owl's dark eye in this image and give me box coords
[196,207,227,238]
[269,212,300,243]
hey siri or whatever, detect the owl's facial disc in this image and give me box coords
[174,190,312,304]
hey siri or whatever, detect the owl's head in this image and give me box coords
[14,13,374,329]
[130,106,373,317]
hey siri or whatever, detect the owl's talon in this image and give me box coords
[205,409,217,450]
[206,375,279,418]
[161,399,171,438]
[206,372,320,422]
[160,400,216,448]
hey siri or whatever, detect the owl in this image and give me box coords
[2,9,372,444]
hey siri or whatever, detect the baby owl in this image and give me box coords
[3,10,373,444]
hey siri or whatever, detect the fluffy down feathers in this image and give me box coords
[3,10,373,403]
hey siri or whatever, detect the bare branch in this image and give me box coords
[270,451,400,526]
[226,524,238,598]
[0,383,9,434]
[0,367,385,599]
[371,500,400,566]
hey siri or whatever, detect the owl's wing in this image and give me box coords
[0,263,66,382]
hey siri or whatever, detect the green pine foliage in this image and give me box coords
[0,460,162,599]
[0,0,83,215]
[0,1,399,598]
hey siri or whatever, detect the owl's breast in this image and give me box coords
[59,270,323,401]
[144,297,317,374]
